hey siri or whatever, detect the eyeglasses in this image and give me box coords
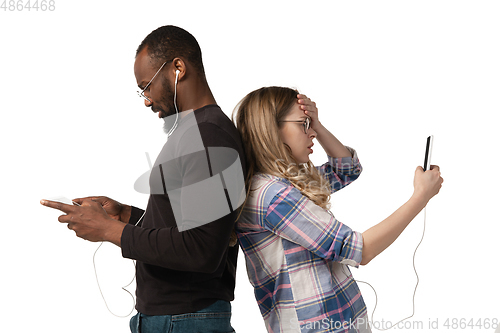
[278,117,311,134]
[137,61,168,102]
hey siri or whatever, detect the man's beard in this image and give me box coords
[163,111,179,135]
[158,78,178,135]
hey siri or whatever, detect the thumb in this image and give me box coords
[72,198,85,205]
[79,198,99,207]
[72,196,102,205]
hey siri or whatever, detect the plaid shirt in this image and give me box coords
[236,148,371,333]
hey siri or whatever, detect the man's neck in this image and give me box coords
[178,77,216,111]
[179,108,194,120]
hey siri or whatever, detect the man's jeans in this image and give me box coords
[129,300,235,333]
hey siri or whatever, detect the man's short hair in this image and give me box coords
[137,25,205,76]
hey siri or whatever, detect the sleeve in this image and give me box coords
[263,184,363,267]
[121,211,234,273]
[315,146,362,193]
[121,122,243,273]
[128,206,145,226]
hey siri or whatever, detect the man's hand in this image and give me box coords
[73,196,132,223]
[40,198,126,246]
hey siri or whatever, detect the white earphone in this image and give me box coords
[165,69,180,137]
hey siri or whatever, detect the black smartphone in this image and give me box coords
[423,135,434,171]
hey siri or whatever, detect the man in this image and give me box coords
[41,25,246,333]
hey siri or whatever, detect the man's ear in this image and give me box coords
[172,58,186,80]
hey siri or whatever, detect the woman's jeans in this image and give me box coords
[129,300,235,333]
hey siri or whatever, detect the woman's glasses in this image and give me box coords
[278,117,311,134]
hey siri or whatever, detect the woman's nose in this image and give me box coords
[308,127,317,138]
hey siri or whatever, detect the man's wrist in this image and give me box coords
[120,204,132,223]
[104,219,127,247]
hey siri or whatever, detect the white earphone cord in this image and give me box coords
[93,70,178,317]
[165,70,179,137]
[93,211,146,318]
[343,207,427,330]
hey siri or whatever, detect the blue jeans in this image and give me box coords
[129,300,235,333]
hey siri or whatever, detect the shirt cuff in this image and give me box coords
[121,223,134,260]
[128,206,145,225]
[339,230,364,268]
[328,146,361,174]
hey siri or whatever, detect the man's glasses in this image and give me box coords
[279,117,311,134]
[137,61,168,102]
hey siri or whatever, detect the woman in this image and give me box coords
[232,87,443,333]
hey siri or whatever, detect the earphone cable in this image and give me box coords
[165,71,179,137]
[344,207,427,330]
[92,211,146,318]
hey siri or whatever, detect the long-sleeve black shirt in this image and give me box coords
[121,105,246,315]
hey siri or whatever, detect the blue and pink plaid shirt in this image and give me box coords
[236,148,371,333]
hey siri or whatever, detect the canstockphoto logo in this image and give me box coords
[134,111,246,231]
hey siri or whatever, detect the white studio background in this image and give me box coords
[1,1,498,332]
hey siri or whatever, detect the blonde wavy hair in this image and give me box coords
[232,86,331,211]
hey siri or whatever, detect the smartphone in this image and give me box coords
[45,196,81,206]
[423,135,434,171]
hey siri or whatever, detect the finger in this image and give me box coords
[301,106,313,113]
[67,222,78,232]
[415,166,424,174]
[299,101,317,113]
[72,198,84,205]
[296,94,312,103]
[58,214,72,223]
[430,165,440,172]
[297,94,315,105]
[79,198,101,207]
[40,199,76,214]
[297,97,314,106]
[298,100,312,108]
[80,200,109,217]
[72,196,101,205]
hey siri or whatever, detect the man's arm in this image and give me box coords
[120,121,244,273]
[41,115,244,273]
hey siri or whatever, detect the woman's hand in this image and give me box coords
[413,165,444,203]
[361,165,444,265]
[297,94,321,130]
[296,93,352,158]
